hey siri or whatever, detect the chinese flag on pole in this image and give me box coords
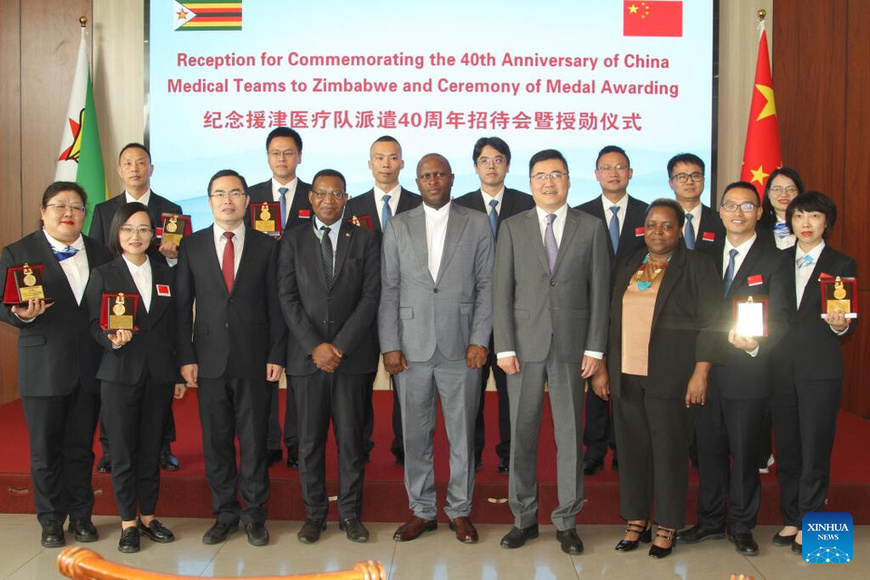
[740,25,782,193]
[623,1,683,37]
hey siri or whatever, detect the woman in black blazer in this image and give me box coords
[85,202,184,553]
[0,182,112,548]
[771,192,857,554]
[758,167,805,249]
[592,199,721,558]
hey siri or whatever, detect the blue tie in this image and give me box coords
[608,206,620,253]
[381,194,392,232]
[489,198,499,237]
[684,213,696,250]
[278,187,288,229]
[723,249,738,295]
[53,245,79,261]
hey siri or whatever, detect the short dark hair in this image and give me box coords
[416,153,452,175]
[265,127,303,153]
[645,198,685,229]
[472,137,511,165]
[372,135,400,146]
[107,201,152,255]
[721,181,760,205]
[786,191,837,239]
[207,169,249,196]
[595,145,629,169]
[529,149,568,176]
[311,169,347,192]
[118,142,151,163]
[667,153,705,178]
[760,167,805,229]
[42,181,87,208]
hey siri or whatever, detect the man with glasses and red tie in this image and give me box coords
[176,170,287,547]
[667,153,725,250]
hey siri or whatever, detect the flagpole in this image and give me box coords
[757,9,766,34]
[80,15,87,28]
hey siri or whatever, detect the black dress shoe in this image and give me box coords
[137,518,175,543]
[582,458,604,476]
[497,457,509,474]
[245,522,270,546]
[649,527,677,559]
[792,539,803,554]
[202,520,238,545]
[267,449,283,467]
[41,521,65,548]
[160,448,180,471]
[339,518,370,543]
[68,518,99,542]
[732,532,759,555]
[500,524,539,549]
[287,445,299,469]
[677,523,725,544]
[118,527,140,553]
[773,531,797,546]
[615,523,652,551]
[97,455,112,473]
[556,528,584,554]
[297,519,326,544]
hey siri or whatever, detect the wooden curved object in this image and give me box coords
[58,546,386,580]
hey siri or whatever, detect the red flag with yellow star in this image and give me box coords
[740,26,782,194]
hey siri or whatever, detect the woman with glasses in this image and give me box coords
[770,192,857,554]
[759,167,805,249]
[84,202,184,553]
[0,182,112,548]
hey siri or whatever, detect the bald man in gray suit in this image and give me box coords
[494,149,610,555]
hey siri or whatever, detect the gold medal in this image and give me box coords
[112,293,127,316]
[260,205,271,221]
[22,263,36,287]
[833,277,847,300]
[165,216,178,233]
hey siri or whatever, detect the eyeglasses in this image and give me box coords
[720,202,758,213]
[418,171,450,181]
[672,172,705,184]
[477,156,507,166]
[311,190,346,200]
[596,164,629,172]
[119,225,153,236]
[45,202,86,214]
[769,186,799,194]
[268,150,297,159]
[531,171,568,182]
[210,190,247,200]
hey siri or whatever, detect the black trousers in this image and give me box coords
[101,377,173,521]
[99,404,176,455]
[695,371,768,533]
[362,372,376,454]
[294,371,366,521]
[198,375,271,524]
[772,377,841,527]
[21,387,100,526]
[584,384,616,464]
[474,355,511,461]
[267,379,298,451]
[613,374,692,529]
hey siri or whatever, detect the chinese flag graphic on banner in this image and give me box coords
[740,26,782,193]
[623,1,683,37]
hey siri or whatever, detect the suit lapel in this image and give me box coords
[552,210,578,275]
[498,191,514,225]
[148,260,172,324]
[799,245,832,311]
[407,207,432,283]
[435,206,468,284]
[651,247,686,331]
[331,222,353,286]
[204,226,231,298]
[396,188,417,214]
[527,210,551,275]
[728,239,763,298]
[35,232,79,307]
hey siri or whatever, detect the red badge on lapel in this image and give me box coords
[298,209,311,219]
[702,231,716,242]
[634,226,644,237]
[747,274,763,287]
[818,273,834,280]
[156,284,171,297]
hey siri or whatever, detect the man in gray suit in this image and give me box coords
[379,153,494,544]
[494,149,610,554]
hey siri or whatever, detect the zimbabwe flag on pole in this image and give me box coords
[175,1,243,31]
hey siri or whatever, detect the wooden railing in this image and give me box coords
[58,547,386,580]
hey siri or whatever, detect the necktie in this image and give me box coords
[684,213,696,250]
[381,194,392,232]
[489,199,499,237]
[797,254,815,269]
[222,231,235,293]
[773,221,790,240]
[608,206,620,253]
[723,248,738,295]
[278,187,289,229]
[53,245,79,262]
[545,213,558,273]
[321,226,334,286]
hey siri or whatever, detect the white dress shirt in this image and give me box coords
[373,184,402,226]
[795,241,825,306]
[423,201,452,280]
[124,189,152,206]
[43,230,89,305]
[272,177,299,223]
[213,222,246,277]
[600,193,629,234]
[122,255,153,312]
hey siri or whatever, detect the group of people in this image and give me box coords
[0,129,856,561]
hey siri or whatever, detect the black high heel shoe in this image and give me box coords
[615,522,652,552]
[649,527,677,558]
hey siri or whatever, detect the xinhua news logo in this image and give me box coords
[802,512,853,563]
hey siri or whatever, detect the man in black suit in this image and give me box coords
[679,182,789,555]
[176,170,287,547]
[88,142,182,473]
[576,145,648,476]
[345,135,422,465]
[668,153,726,249]
[454,136,534,474]
[247,127,311,469]
[278,169,380,544]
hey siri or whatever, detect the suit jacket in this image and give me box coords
[692,204,726,247]
[346,187,422,235]
[0,231,112,396]
[278,221,381,375]
[772,244,857,384]
[379,203,493,362]
[494,207,611,363]
[608,244,721,399]
[175,225,287,380]
[247,178,313,231]
[697,236,791,398]
[453,187,536,233]
[85,255,179,385]
[576,194,648,272]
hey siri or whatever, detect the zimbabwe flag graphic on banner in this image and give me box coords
[174,1,242,31]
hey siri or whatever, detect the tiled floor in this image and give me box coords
[1,514,867,579]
